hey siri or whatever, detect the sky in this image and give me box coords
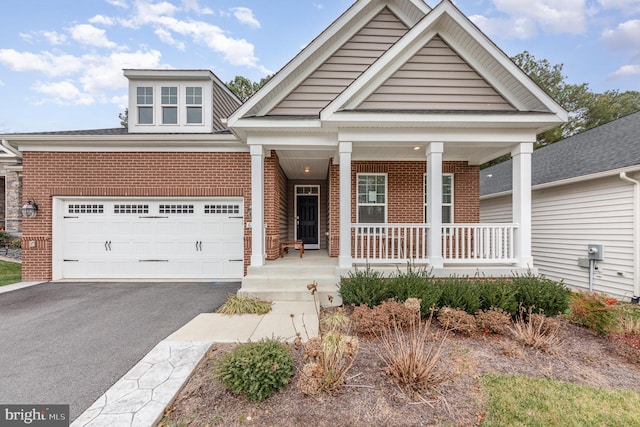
[0,0,639,133]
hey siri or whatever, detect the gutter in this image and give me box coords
[1,139,22,158]
[620,172,640,300]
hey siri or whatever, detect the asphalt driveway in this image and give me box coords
[0,281,240,421]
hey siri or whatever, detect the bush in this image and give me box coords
[512,273,570,316]
[387,266,441,316]
[216,295,272,315]
[567,292,619,335]
[339,266,389,307]
[509,307,562,352]
[438,306,477,334]
[479,279,518,315]
[350,299,420,336]
[215,339,294,401]
[439,277,481,314]
[476,308,512,335]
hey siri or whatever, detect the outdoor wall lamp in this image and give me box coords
[248,204,252,219]
[21,198,39,219]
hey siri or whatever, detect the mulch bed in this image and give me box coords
[159,318,640,427]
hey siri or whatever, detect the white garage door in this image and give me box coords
[58,199,244,279]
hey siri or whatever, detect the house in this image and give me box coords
[0,0,567,294]
[480,111,640,301]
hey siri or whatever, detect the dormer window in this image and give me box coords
[186,87,203,124]
[161,86,178,124]
[137,87,153,124]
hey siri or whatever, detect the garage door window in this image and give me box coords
[159,204,194,214]
[205,204,240,214]
[68,204,104,214]
[114,204,149,214]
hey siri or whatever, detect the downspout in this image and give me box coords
[620,172,640,302]
[1,139,22,159]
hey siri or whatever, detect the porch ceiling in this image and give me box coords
[276,140,515,180]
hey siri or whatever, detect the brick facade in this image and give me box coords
[21,151,254,280]
[328,160,480,257]
[264,151,289,260]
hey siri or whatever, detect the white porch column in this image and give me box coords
[512,142,534,268]
[426,142,444,268]
[338,141,353,269]
[250,144,265,267]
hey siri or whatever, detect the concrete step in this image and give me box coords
[238,278,342,308]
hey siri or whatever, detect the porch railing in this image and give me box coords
[350,223,517,264]
[443,223,517,263]
[352,224,429,264]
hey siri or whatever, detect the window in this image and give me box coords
[114,204,149,214]
[161,86,178,124]
[424,174,454,223]
[205,204,240,214]
[159,204,194,214]
[68,204,104,214]
[357,174,386,223]
[185,87,203,124]
[136,87,153,124]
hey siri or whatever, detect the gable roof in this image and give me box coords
[229,0,566,130]
[480,111,640,197]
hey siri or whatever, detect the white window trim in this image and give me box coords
[161,86,179,125]
[185,86,204,125]
[424,173,454,224]
[136,86,154,126]
[356,173,388,224]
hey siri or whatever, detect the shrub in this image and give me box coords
[216,295,272,315]
[350,299,420,336]
[321,307,350,333]
[438,306,477,334]
[439,277,481,314]
[479,279,518,315]
[339,266,389,307]
[614,304,640,336]
[387,266,441,317]
[509,307,562,352]
[512,273,570,316]
[567,292,619,335]
[215,339,294,401]
[476,308,512,335]
[377,311,448,392]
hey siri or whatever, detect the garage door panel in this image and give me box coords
[59,199,244,279]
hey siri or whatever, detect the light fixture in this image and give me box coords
[413,146,421,151]
[304,167,310,173]
[247,204,252,219]
[21,198,39,219]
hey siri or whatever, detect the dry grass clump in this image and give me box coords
[509,307,562,352]
[438,307,478,334]
[476,308,512,335]
[216,294,272,315]
[350,299,421,336]
[377,311,449,393]
[297,310,359,395]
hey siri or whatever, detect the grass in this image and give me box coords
[481,374,640,427]
[0,260,21,286]
[216,294,272,315]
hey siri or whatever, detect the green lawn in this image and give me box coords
[0,260,21,286]
[481,374,640,426]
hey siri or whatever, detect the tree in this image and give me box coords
[119,108,128,128]
[226,75,272,102]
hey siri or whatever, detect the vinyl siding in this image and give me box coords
[480,196,512,223]
[268,8,408,116]
[480,176,636,299]
[212,83,241,131]
[358,36,514,111]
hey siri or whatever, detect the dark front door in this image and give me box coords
[297,195,318,246]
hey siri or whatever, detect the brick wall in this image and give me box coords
[264,151,288,260]
[21,151,254,280]
[328,160,480,257]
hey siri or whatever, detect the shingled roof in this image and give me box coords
[1,128,232,136]
[481,111,640,197]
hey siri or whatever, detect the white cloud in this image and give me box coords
[470,14,537,39]
[89,15,115,26]
[0,49,84,76]
[111,94,129,109]
[490,0,588,35]
[609,64,640,79]
[70,24,117,48]
[31,81,95,105]
[42,31,67,45]
[232,7,261,28]
[0,80,4,87]
[598,0,640,12]
[154,28,186,50]
[19,32,35,43]
[313,3,324,10]
[106,0,128,8]
[602,19,640,52]
[181,0,213,15]
[78,50,163,94]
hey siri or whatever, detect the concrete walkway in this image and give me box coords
[71,301,319,427]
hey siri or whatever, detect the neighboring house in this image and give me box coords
[480,111,640,301]
[0,140,22,234]
[1,0,566,284]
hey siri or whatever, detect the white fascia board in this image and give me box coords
[246,132,338,148]
[481,165,640,200]
[437,4,567,120]
[123,69,215,81]
[227,0,378,126]
[338,127,537,143]
[231,118,323,130]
